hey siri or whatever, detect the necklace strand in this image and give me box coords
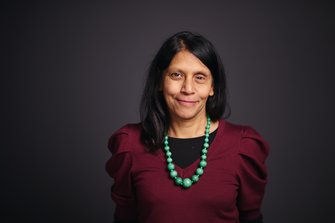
[163,116,211,189]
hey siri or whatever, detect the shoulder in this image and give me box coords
[239,124,269,163]
[217,120,250,141]
[114,123,142,136]
[221,120,269,162]
[107,123,143,154]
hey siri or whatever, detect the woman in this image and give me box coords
[106,31,269,223]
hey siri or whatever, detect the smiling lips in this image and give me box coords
[176,98,198,106]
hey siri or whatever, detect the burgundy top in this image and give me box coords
[106,119,269,223]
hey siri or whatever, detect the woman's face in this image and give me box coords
[162,50,214,122]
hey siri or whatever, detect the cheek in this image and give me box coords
[200,86,214,99]
[162,85,173,103]
[162,80,180,96]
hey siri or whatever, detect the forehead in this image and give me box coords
[167,50,211,73]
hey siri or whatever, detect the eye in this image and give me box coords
[195,73,207,82]
[169,72,183,80]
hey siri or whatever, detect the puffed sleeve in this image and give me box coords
[237,126,270,222]
[106,130,138,221]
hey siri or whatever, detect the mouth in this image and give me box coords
[176,99,198,106]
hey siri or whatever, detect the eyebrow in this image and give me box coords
[166,67,210,75]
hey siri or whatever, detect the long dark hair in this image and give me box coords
[140,31,229,152]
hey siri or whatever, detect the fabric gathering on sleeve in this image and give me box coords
[236,126,270,223]
[105,129,138,222]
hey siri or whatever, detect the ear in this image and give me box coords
[209,86,214,96]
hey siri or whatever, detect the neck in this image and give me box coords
[168,115,214,138]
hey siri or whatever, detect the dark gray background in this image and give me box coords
[2,1,335,222]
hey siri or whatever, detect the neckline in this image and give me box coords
[158,119,226,177]
[168,128,218,141]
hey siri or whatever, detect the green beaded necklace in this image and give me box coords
[163,116,211,189]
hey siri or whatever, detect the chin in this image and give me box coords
[172,111,204,121]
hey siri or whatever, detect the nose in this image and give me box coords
[181,77,194,94]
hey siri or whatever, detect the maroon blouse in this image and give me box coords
[106,119,269,223]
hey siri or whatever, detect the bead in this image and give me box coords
[192,175,199,182]
[167,163,175,170]
[163,115,211,189]
[196,168,204,175]
[183,178,192,188]
[200,160,207,167]
[170,170,178,178]
[175,177,183,185]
